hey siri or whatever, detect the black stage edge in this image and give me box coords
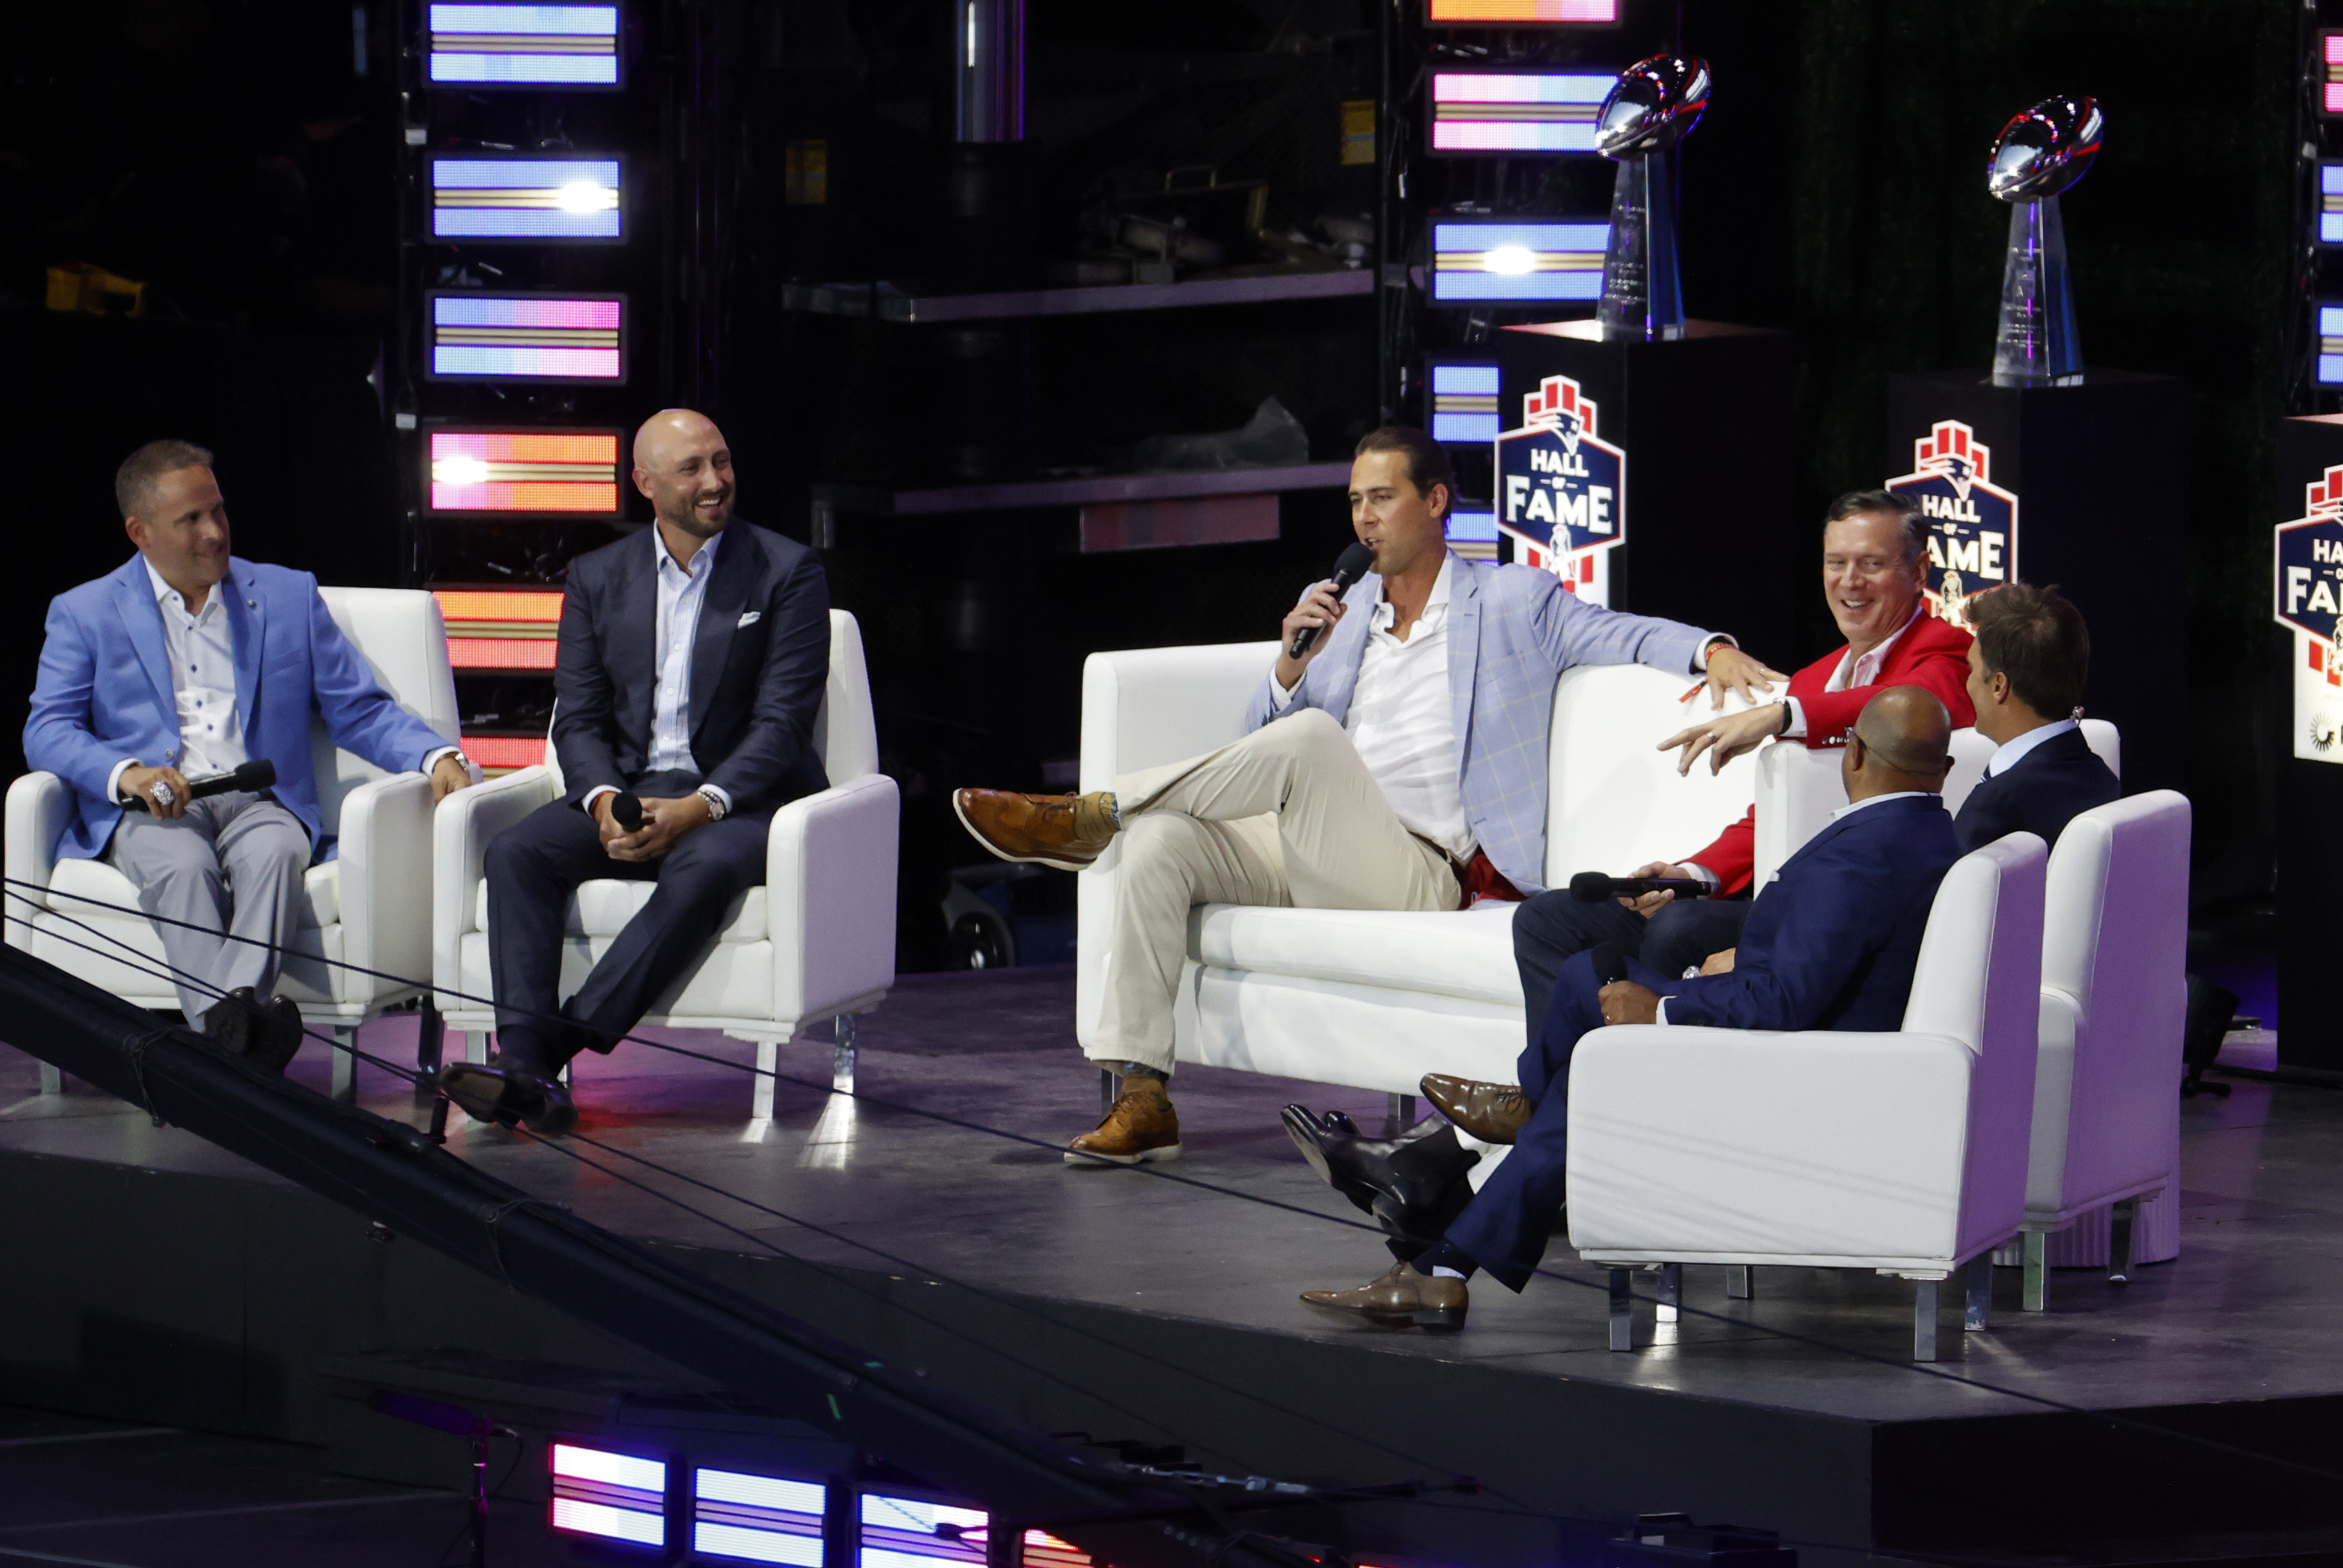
[2277,417,2343,1072]
[1497,322,1803,664]
[1886,371,2191,797]
[3,966,2342,1568]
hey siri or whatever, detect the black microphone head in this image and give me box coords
[1568,871,1614,903]
[612,792,644,831]
[236,759,278,791]
[1331,542,1376,588]
[1590,941,1629,988]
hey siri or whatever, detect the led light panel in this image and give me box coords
[427,429,623,515]
[696,1469,828,1566]
[2324,32,2343,117]
[1021,1531,1097,1568]
[1426,359,1502,443]
[429,154,622,242]
[549,1442,667,1548]
[459,734,550,772]
[1429,219,1607,305]
[428,4,620,87]
[1429,71,1609,154]
[1427,0,1618,23]
[1445,507,1500,544]
[2319,305,2343,385]
[2320,163,2343,245]
[858,1495,988,1568]
[428,291,625,381]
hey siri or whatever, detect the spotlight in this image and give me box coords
[428,154,624,243]
[694,1469,828,1566]
[1428,218,1608,305]
[1428,70,1612,155]
[549,1441,667,1548]
[426,429,624,515]
[858,1494,988,1568]
[1427,0,1618,25]
[427,291,626,382]
[427,4,622,88]
[1424,359,1502,445]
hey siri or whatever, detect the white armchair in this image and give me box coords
[431,610,898,1120]
[2017,791,2191,1309]
[1567,831,2048,1361]
[5,588,458,1102]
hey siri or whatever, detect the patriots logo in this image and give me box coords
[1886,419,2018,630]
[1494,374,1627,606]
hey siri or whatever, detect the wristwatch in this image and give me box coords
[695,785,729,822]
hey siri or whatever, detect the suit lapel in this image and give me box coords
[1447,558,1482,772]
[220,560,262,726]
[687,529,751,740]
[611,539,659,748]
[112,558,173,714]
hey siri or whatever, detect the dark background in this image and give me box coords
[0,0,2305,968]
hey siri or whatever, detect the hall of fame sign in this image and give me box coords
[2276,465,2343,764]
[1495,374,1624,605]
[1885,419,2017,630]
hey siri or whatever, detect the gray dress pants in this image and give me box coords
[105,791,309,1021]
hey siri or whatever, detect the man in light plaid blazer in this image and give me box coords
[952,428,1781,1165]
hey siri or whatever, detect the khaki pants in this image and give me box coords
[1093,708,1459,1074]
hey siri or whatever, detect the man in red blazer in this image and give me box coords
[1497,490,1977,1033]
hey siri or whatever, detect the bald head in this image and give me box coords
[632,409,735,544]
[1842,685,1953,803]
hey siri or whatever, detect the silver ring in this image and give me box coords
[150,782,175,806]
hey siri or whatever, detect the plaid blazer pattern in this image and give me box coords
[1244,554,1713,895]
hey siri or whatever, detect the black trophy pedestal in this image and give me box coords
[1496,320,1801,663]
[1886,370,2190,796]
[2276,416,2343,1069]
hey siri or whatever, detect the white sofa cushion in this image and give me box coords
[49,854,340,930]
[475,877,764,943]
[1191,904,1522,1007]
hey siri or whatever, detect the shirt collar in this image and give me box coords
[656,525,721,580]
[1986,717,2079,778]
[1369,552,1456,630]
[1830,789,1934,822]
[144,556,219,619]
[1850,603,1924,672]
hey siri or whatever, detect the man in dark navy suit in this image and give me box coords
[1953,582,2117,852]
[1298,686,1965,1329]
[441,409,832,1135]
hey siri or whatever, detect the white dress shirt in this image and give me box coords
[1984,717,2078,777]
[111,560,458,806]
[1779,603,1923,740]
[582,527,732,816]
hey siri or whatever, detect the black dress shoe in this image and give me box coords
[245,997,304,1076]
[202,988,263,1057]
[1280,1105,1481,1246]
[440,1060,578,1136]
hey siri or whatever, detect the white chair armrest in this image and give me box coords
[1566,1023,1985,1267]
[433,765,558,1006]
[4,773,72,947]
[335,771,434,1007]
[767,773,900,1027]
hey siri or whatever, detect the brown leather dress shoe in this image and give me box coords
[1301,1262,1468,1332]
[1420,1073,1533,1144]
[1065,1080,1180,1166]
[953,789,1119,872]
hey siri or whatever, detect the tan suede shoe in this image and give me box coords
[954,789,1120,872]
[1300,1261,1469,1332]
[1420,1073,1533,1144]
[1065,1080,1181,1166]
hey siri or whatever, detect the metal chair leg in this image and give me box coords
[1913,1279,1941,1362]
[753,1039,777,1121]
[832,1013,858,1094]
[1726,1265,1754,1300]
[415,998,443,1075]
[1101,1067,1117,1115]
[463,1031,489,1065]
[38,1063,62,1095]
[1964,1254,1993,1331]
[1656,1262,1682,1323]
[1607,1268,1634,1351]
[332,1029,358,1105]
[2022,1230,2049,1312]
[1385,1092,1415,1135]
[2109,1197,2139,1285]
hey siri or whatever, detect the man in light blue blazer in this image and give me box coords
[24,440,472,1069]
[953,427,1782,1164]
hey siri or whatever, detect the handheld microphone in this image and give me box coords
[610,792,645,831]
[1590,941,1629,988]
[1569,871,1709,903]
[1286,542,1378,661]
[122,758,277,812]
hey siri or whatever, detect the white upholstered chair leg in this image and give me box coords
[38,1063,62,1095]
[1913,1280,1943,1362]
[463,1031,489,1065]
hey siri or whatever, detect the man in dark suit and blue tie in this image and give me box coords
[440,410,831,1134]
[1953,582,2117,852]
[1299,686,1966,1329]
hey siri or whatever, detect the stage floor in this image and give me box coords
[0,965,2337,1561]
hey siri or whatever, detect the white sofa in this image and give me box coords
[1569,831,2047,1361]
[5,588,459,1101]
[431,610,899,1121]
[1074,643,1764,1098]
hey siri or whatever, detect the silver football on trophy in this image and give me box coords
[1987,94,2103,202]
[1594,55,1712,160]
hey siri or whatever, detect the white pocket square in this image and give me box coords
[737,610,761,628]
